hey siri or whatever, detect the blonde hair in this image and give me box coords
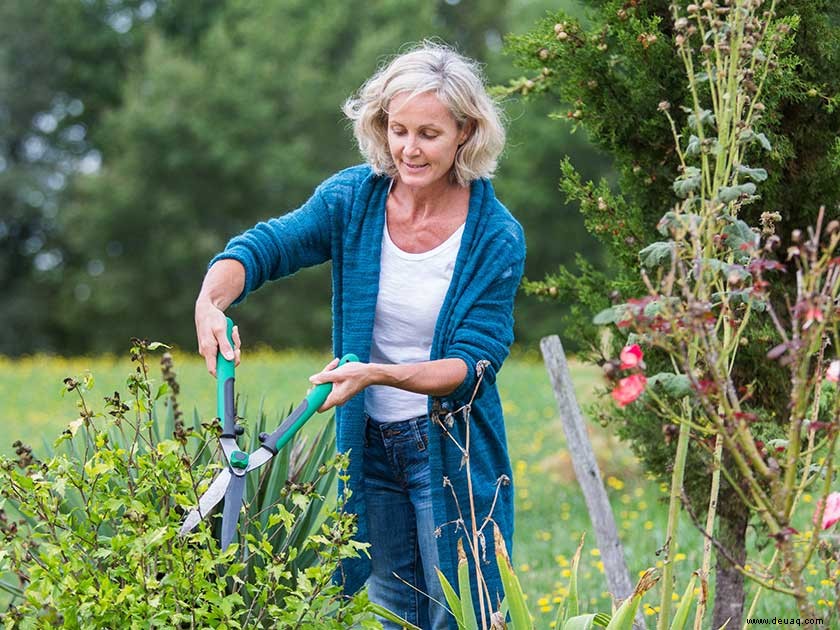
[342,42,505,187]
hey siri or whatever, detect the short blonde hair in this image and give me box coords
[343,42,505,187]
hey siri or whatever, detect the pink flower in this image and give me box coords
[612,374,647,407]
[827,360,840,383]
[813,492,840,530]
[619,344,644,369]
[803,306,824,330]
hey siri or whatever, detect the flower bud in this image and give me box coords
[791,229,802,243]
[658,101,671,111]
[538,48,550,60]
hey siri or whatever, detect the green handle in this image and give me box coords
[272,353,359,452]
[217,317,236,434]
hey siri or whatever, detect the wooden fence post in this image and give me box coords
[540,335,646,630]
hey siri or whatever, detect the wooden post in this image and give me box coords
[540,335,645,630]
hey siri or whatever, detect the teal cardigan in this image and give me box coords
[212,164,525,617]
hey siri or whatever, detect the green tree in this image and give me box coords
[505,0,840,625]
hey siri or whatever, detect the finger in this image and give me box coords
[216,325,235,362]
[204,349,217,377]
[232,325,242,367]
[310,358,341,384]
[319,391,338,413]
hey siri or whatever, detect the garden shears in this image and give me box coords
[179,317,357,550]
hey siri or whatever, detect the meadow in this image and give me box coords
[0,347,828,624]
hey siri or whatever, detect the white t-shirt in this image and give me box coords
[364,219,464,422]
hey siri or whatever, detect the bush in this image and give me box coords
[0,340,382,629]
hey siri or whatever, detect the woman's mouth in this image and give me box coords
[403,162,428,171]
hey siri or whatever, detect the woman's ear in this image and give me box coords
[458,120,476,146]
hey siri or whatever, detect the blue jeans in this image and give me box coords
[364,414,449,630]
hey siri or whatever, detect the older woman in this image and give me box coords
[194,42,525,629]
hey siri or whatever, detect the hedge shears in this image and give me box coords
[179,317,357,550]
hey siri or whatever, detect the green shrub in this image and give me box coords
[0,340,383,629]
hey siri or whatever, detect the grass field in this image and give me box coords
[0,348,830,625]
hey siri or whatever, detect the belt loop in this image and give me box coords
[412,416,426,452]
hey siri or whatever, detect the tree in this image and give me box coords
[505,0,840,625]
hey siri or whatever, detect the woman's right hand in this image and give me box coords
[195,300,241,377]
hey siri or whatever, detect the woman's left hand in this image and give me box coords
[309,358,373,412]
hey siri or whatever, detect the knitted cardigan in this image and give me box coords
[212,164,525,619]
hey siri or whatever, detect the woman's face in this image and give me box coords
[387,91,469,190]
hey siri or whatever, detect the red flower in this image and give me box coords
[827,360,840,383]
[813,492,840,530]
[619,344,644,369]
[612,374,647,407]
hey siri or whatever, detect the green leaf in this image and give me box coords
[494,525,532,629]
[672,168,702,198]
[688,109,715,128]
[755,132,772,151]
[648,373,692,398]
[685,135,701,157]
[669,575,697,630]
[717,183,756,203]
[436,568,466,630]
[457,544,479,630]
[147,342,170,351]
[593,306,624,325]
[737,165,768,182]
[564,614,598,630]
[721,217,758,254]
[639,241,675,269]
[366,603,423,630]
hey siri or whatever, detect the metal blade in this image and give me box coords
[244,446,274,473]
[179,468,232,536]
[220,474,246,551]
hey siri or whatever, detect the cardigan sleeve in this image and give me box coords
[210,186,336,304]
[441,236,525,406]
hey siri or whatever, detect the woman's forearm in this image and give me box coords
[196,259,246,311]
[367,358,467,397]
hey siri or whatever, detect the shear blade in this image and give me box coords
[179,468,232,536]
[220,474,247,551]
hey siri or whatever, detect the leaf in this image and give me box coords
[494,524,532,629]
[147,342,170,351]
[685,135,701,157]
[563,614,598,630]
[457,541,479,630]
[755,132,772,151]
[593,306,625,325]
[605,569,659,630]
[658,210,701,235]
[688,109,715,128]
[436,568,466,630]
[672,168,702,198]
[669,575,697,630]
[737,165,768,182]
[717,183,756,203]
[648,373,692,398]
[639,241,675,269]
[721,217,758,254]
[366,603,423,630]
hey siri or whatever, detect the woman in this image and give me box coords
[194,42,525,629]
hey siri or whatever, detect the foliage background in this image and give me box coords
[0,0,612,357]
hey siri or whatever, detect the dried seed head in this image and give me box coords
[658,100,671,111]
